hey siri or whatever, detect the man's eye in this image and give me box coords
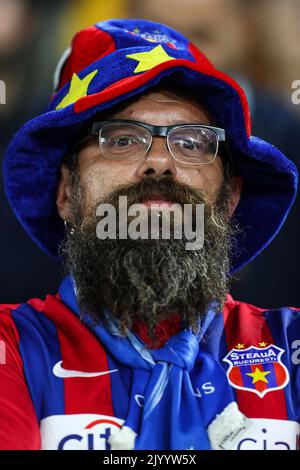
[174,138,202,151]
[108,135,147,148]
[183,139,198,151]
[111,136,135,147]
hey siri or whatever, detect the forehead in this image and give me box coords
[94,85,214,126]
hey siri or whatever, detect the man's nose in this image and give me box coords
[134,137,177,179]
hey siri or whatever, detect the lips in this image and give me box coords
[142,199,175,208]
[140,191,176,207]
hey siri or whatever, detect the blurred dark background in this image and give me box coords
[1,0,300,308]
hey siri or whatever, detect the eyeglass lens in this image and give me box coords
[99,122,218,164]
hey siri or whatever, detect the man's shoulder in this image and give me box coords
[0,297,45,315]
[0,293,54,316]
[0,290,96,356]
[222,293,300,353]
[225,292,300,316]
[0,292,69,336]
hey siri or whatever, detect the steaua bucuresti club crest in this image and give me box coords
[223,344,289,398]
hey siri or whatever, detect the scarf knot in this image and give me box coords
[151,330,199,372]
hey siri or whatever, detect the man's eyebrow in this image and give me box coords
[120,119,212,125]
[91,118,213,126]
[170,119,211,125]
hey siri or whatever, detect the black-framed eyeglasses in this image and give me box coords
[89,119,225,166]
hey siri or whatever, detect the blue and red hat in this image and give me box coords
[2,19,298,274]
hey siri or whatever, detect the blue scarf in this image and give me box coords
[60,276,238,450]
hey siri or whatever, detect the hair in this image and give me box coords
[62,143,81,175]
[219,141,238,180]
[61,123,92,174]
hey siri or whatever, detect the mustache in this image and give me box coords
[95,176,211,209]
[75,175,216,230]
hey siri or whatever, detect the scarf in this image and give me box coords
[61,275,248,450]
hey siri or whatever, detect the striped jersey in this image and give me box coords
[0,276,299,450]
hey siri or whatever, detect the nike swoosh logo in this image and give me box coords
[52,361,118,379]
[134,394,145,407]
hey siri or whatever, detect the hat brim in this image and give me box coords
[3,61,298,274]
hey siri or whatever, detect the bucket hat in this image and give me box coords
[3,19,298,274]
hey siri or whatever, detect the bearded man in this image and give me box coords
[0,19,299,451]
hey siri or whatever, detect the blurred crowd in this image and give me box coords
[1,0,300,307]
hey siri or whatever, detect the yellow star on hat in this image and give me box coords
[246,367,271,384]
[126,44,175,74]
[56,69,98,110]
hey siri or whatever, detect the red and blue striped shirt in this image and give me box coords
[0,276,299,450]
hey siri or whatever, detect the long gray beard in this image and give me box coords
[60,176,239,343]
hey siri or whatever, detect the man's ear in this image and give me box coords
[56,163,72,222]
[228,175,243,216]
